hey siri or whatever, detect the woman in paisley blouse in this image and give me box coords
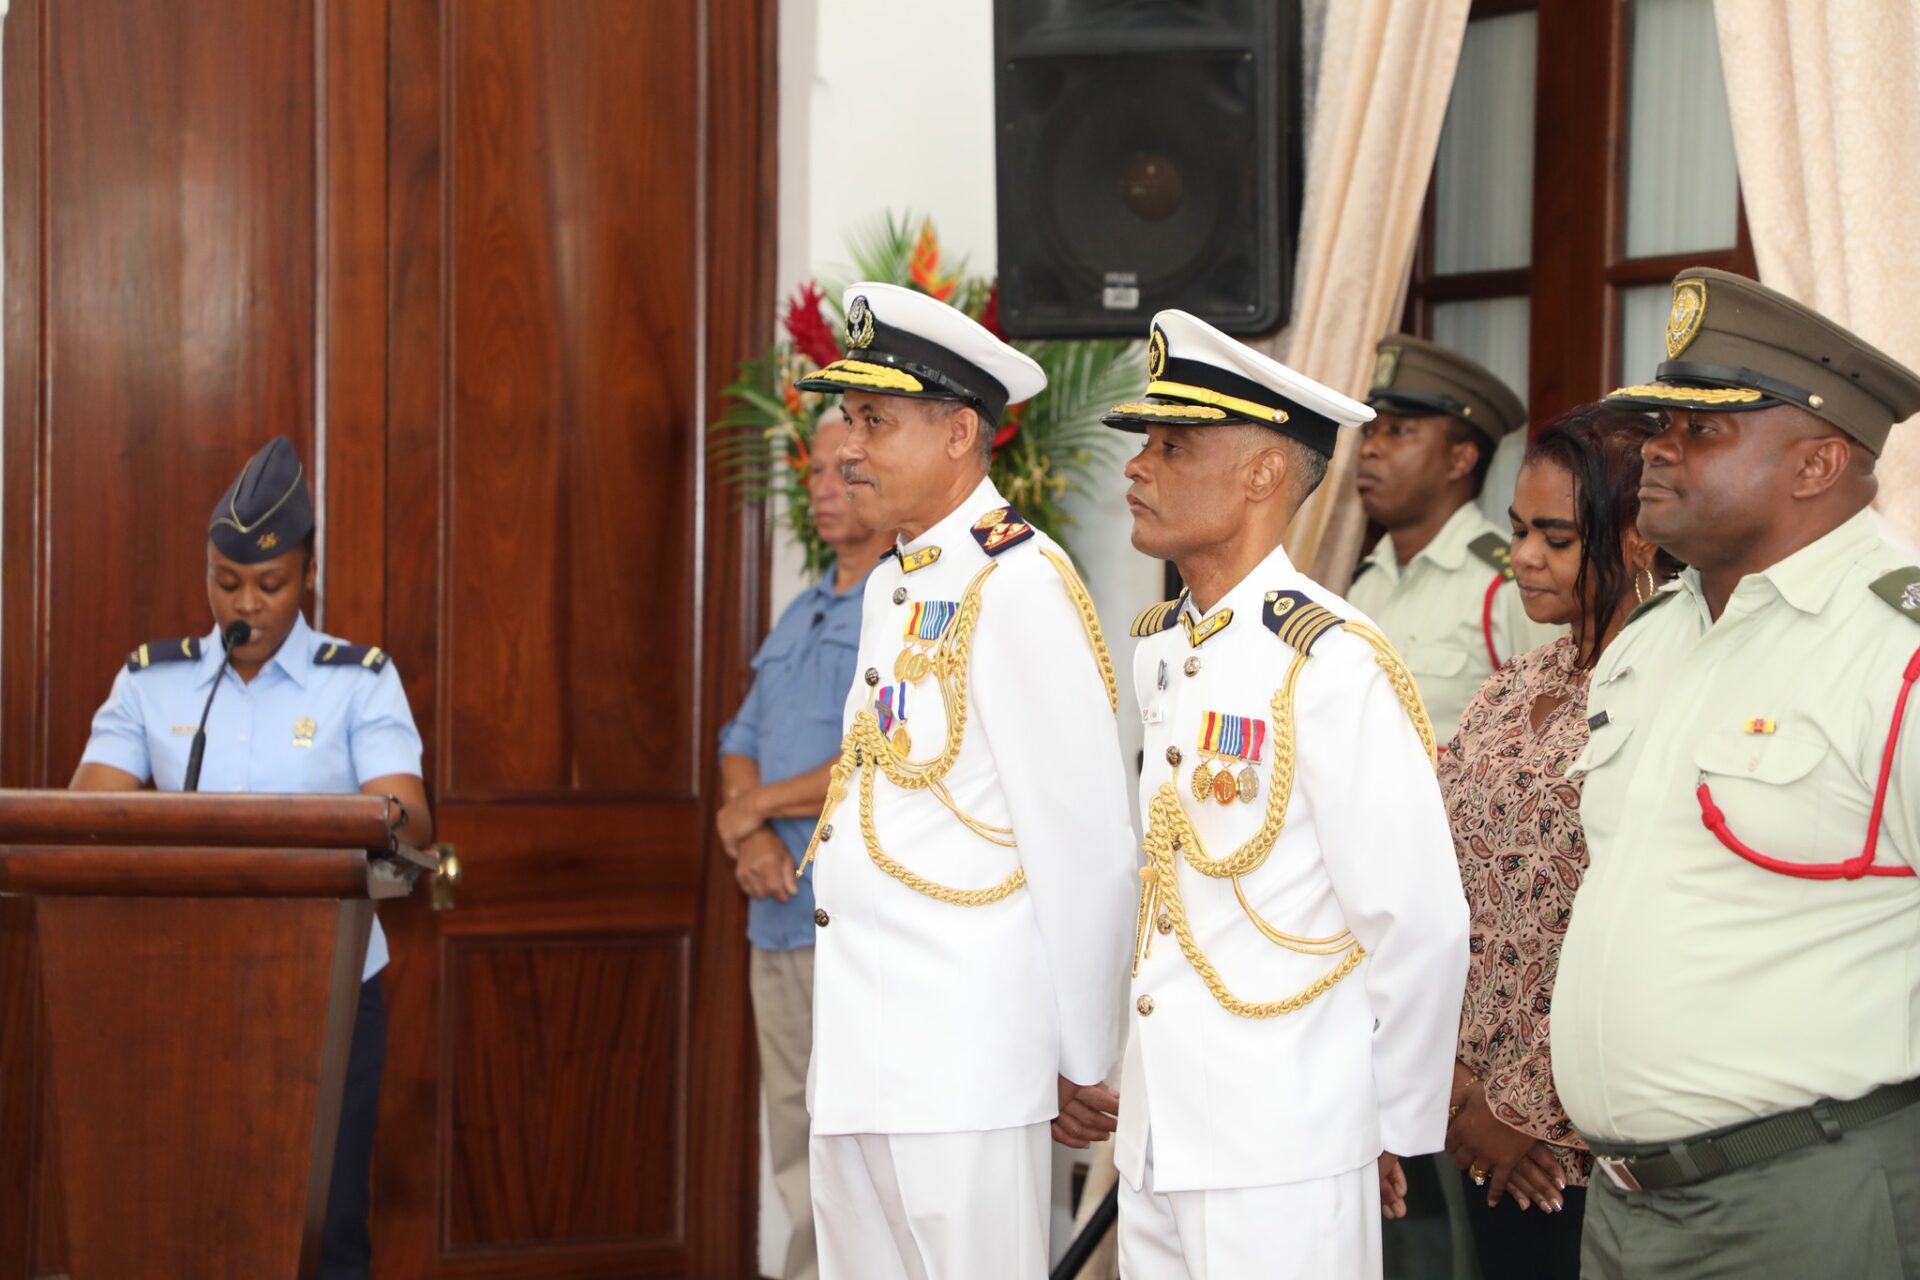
[1437,403,1681,1279]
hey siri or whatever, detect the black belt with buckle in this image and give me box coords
[1584,1076,1920,1193]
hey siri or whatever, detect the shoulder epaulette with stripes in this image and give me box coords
[313,642,390,672]
[970,505,1035,557]
[1467,532,1515,580]
[1262,590,1344,654]
[1131,591,1188,638]
[127,637,203,673]
[1870,567,1920,625]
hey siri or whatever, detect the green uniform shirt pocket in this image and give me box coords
[1692,730,1837,865]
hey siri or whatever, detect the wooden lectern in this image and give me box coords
[0,792,436,1280]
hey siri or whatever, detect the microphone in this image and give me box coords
[183,620,252,793]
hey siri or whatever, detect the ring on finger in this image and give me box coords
[1470,1165,1487,1185]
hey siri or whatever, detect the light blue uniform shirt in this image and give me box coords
[79,613,426,980]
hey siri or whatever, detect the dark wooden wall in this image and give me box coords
[0,0,773,1275]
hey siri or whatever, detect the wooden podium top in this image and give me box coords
[0,790,436,900]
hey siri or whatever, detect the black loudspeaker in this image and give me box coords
[993,0,1301,339]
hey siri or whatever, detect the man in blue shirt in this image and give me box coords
[716,412,893,1280]
[71,437,432,1280]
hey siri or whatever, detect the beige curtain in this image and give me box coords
[1713,1,1920,545]
[1275,0,1475,590]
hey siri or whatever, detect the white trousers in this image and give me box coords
[1119,1140,1382,1280]
[810,1122,1051,1280]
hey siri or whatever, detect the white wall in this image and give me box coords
[761,2,1163,1274]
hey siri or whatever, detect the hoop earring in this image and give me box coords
[1635,566,1654,604]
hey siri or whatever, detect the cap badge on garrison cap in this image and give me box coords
[1372,346,1400,389]
[1666,278,1707,358]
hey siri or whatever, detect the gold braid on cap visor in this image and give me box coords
[1607,383,1764,405]
[1145,380,1291,425]
[808,359,925,393]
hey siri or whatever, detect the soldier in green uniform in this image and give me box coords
[1555,268,1920,1279]
[1349,336,1561,742]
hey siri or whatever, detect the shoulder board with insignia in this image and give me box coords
[970,505,1035,556]
[1870,567,1920,624]
[1467,533,1515,581]
[1130,591,1188,638]
[126,637,203,673]
[1623,588,1679,627]
[313,642,390,672]
[1262,590,1345,654]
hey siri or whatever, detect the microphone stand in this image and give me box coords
[184,621,250,792]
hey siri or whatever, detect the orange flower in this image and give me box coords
[909,221,959,303]
[788,430,810,473]
[783,383,805,415]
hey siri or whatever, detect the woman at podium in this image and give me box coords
[68,435,433,1280]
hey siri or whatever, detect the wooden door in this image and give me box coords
[0,1,772,1275]
[370,1,769,1274]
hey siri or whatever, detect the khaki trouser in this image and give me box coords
[1582,1102,1920,1279]
[751,946,817,1280]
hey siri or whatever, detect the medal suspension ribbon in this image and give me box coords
[800,564,1026,905]
[1131,624,1439,1017]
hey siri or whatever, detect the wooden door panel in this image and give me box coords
[377,0,767,1275]
[442,0,700,801]
[441,934,689,1255]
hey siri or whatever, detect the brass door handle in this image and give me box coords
[431,843,461,911]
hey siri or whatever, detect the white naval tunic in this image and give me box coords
[805,477,1140,1136]
[1116,540,1469,1218]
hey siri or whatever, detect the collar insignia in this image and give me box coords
[1180,608,1233,648]
[898,545,942,574]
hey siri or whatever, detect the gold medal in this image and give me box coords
[1237,767,1258,804]
[1190,761,1214,803]
[893,647,935,683]
[1211,768,1238,805]
[890,726,912,756]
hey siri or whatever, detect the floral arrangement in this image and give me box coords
[715,212,1142,576]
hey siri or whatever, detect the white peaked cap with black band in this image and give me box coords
[794,282,1046,426]
[1103,309,1373,456]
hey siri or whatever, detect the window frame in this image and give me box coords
[1404,0,1757,428]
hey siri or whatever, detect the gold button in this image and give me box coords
[865,668,880,687]
[1136,994,1155,1016]
[1156,914,1172,935]
[814,908,830,927]
[820,824,833,842]
[892,587,908,605]
[1183,657,1201,677]
[1166,746,1183,767]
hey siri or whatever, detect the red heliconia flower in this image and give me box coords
[783,282,843,369]
[992,402,1023,453]
[979,284,1005,339]
[787,429,810,473]
[909,222,959,303]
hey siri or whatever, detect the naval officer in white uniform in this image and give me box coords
[792,284,1139,1279]
[1107,312,1470,1278]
